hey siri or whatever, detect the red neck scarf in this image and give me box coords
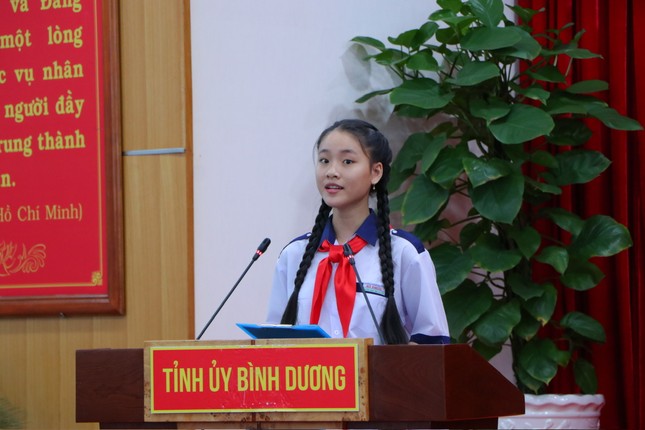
[310,235,368,337]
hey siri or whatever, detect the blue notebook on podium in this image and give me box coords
[236,323,330,339]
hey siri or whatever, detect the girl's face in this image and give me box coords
[315,129,383,215]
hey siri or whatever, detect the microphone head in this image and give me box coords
[343,243,354,257]
[258,238,271,253]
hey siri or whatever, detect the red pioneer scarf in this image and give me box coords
[310,236,368,337]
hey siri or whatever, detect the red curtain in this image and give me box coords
[519,1,645,428]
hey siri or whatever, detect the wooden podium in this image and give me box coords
[76,341,524,429]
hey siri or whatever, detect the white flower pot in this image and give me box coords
[498,394,605,429]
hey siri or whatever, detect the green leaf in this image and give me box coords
[514,313,542,341]
[468,0,504,28]
[536,246,569,274]
[401,175,450,224]
[390,79,453,110]
[473,300,522,346]
[393,132,433,172]
[560,312,606,343]
[530,150,558,168]
[472,339,503,360]
[516,365,545,393]
[372,48,408,66]
[588,106,644,131]
[442,280,493,337]
[551,150,610,186]
[542,208,583,236]
[388,192,405,212]
[569,215,633,259]
[387,167,414,193]
[562,48,603,59]
[560,257,605,291]
[427,144,468,188]
[394,104,438,119]
[566,80,608,94]
[490,104,555,144]
[447,61,500,86]
[471,173,525,224]
[470,233,523,272]
[470,97,510,122]
[546,91,606,115]
[526,178,562,195]
[407,51,440,71]
[548,118,593,146]
[420,134,448,173]
[574,358,599,394]
[355,88,392,104]
[508,5,541,24]
[523,283,557,325]
[463,158,512,188]
[437,0,464,14]
[518,338,570,385]
[413,217,450,243]
[512,83,551,104]
[526,64,566,83]
[506,272,545,301]
[388,29,424,49]
[507,225,541,259]
[351,36,386,50]
[418,21,441,43]
[462,27,522,51]
[493,26,542,60]
[429,243,474,293]
[459,220,491,249]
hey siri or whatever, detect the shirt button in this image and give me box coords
[333,330,340,336]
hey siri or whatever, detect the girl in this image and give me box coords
[266,119,449,345]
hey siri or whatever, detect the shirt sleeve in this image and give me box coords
[266,249,290,324]
[398,244,450,344]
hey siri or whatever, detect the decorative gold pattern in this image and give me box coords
[0,241,47,277]
[91,271,102,285]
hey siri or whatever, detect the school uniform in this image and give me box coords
[266,211,450,345]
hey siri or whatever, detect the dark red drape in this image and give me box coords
[519,1,645,429]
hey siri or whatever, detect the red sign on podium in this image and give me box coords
[144,339,371,423]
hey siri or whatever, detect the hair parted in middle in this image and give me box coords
[280,119,408,344]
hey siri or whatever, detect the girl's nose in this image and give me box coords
[326,164,339,178]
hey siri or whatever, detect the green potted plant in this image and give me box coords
[350,0,641,418]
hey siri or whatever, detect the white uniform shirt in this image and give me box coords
[266,212,450,345]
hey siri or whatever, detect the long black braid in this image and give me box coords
[281,119,408,344]
[375,167,408,344]
[280,201,331,325]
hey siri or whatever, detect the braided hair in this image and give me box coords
[280,119,408,344]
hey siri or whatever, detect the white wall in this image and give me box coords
[190,0,514,384]
[191,0,439,340]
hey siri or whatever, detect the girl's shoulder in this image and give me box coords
[390,227,426,254]
[278,232,312,257]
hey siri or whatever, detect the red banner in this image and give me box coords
[148,343,361,413]
[0,0,109,297]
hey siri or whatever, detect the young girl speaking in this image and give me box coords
[266,119,449,345]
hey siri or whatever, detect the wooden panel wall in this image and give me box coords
[0,1,193,428]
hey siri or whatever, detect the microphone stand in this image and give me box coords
[343,243,386,345]
[196,238,271,340]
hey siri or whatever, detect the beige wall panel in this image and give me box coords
[0,0,192,428]
[120,0,188,152]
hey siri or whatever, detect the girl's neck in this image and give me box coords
[331,207,370,244]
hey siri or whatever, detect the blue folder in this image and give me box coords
[236,323,330,339]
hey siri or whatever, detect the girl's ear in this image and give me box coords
[371,162,384,186]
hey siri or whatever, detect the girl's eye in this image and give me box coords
[343,159,354,165]
[318,158,329,164]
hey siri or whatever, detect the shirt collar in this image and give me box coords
[320,210,379,246]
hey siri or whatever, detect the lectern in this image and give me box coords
[76,340,524,429]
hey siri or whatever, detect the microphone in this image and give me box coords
[343,243,386,345]
[196,238,271,340]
